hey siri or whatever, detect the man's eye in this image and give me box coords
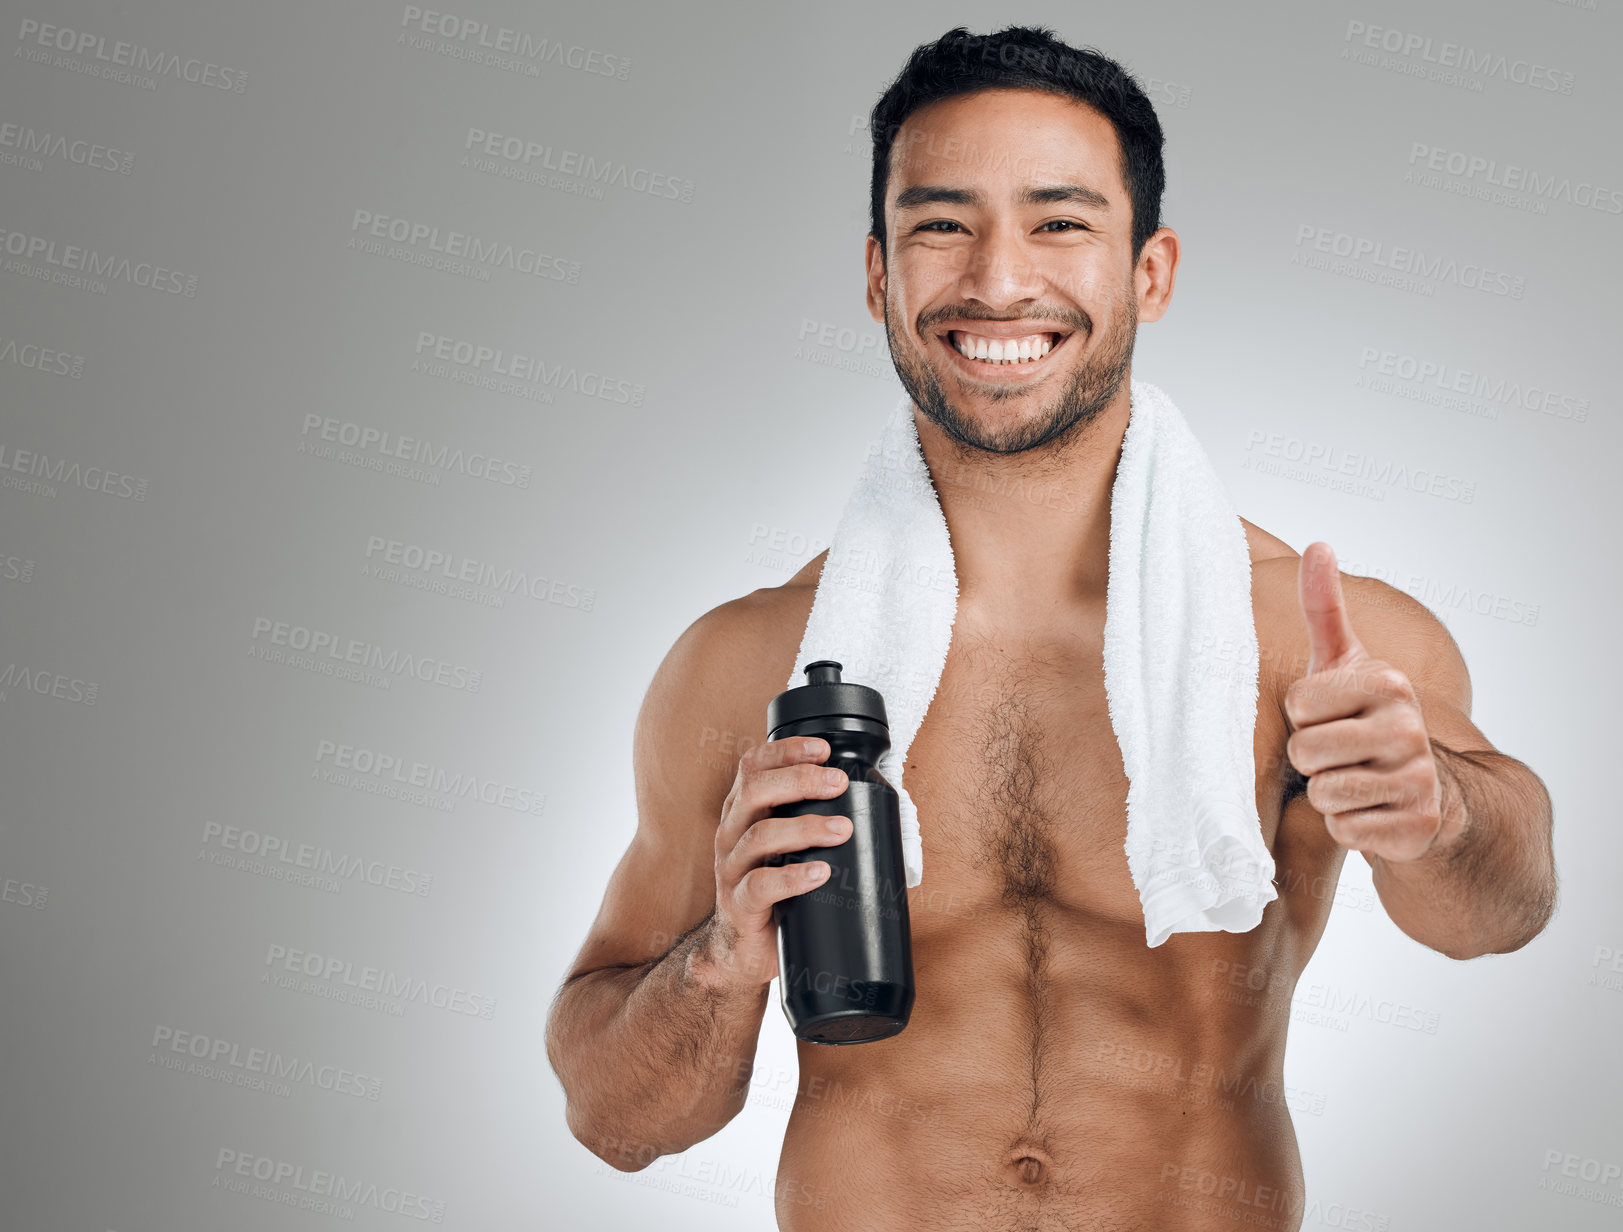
[915,220,964,233]
[1039,219,1087,232]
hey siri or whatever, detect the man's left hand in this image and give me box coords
[1284,541,1460,863]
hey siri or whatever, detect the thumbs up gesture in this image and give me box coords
[1284,542,1454,863]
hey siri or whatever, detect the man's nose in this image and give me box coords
[956,225,1045,310]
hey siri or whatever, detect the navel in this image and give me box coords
[1002,1139,1054,1188]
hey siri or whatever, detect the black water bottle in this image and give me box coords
[764,660,915,1044]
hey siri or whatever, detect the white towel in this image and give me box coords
[786,380,1278,947]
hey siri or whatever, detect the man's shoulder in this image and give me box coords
[1242,520,1383,652]
[717,548,826,644]
[1240,523,1462,708]
[1240,517,1300,571]
[661,551,828,725]
[1240,519,1428,630]
[778,547,830,596]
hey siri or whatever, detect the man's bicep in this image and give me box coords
[1343,574,1495,754]
[564,603,757,980]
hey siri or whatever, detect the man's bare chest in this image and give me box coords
[898,615,1294,933]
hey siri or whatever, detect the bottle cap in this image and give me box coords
[767,660,890,736]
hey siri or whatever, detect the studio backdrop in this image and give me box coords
[1,1,1618,1229]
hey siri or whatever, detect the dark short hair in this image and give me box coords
[869,26,1165,264]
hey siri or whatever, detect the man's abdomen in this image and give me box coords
[772,905,1308,1231]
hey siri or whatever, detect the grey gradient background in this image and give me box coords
[1,1,1619,1229]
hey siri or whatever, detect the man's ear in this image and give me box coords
[865,234,886,324]
[1134,226,1179,324]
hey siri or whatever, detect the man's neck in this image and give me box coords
[912,392,1130,625]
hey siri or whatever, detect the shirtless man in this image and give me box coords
[545,26,1557,1230]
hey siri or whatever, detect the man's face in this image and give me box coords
[865,88,1165,457]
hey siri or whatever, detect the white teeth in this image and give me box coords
[952,332,1056,364]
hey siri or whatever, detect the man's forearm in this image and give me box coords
[545,913,771,1169]
[1370,743,1557,959]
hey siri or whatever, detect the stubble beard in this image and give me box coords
[884,282,1139,459]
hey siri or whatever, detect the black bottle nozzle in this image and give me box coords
[767,660,889,738]
[804,660,843,687]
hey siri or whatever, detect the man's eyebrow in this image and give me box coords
[894,185,982,210]
[1021,183,1111,210]
[893,183,1111,211]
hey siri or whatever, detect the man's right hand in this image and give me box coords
[703,736,853,988]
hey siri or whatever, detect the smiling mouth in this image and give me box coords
[943,328,1072,367]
